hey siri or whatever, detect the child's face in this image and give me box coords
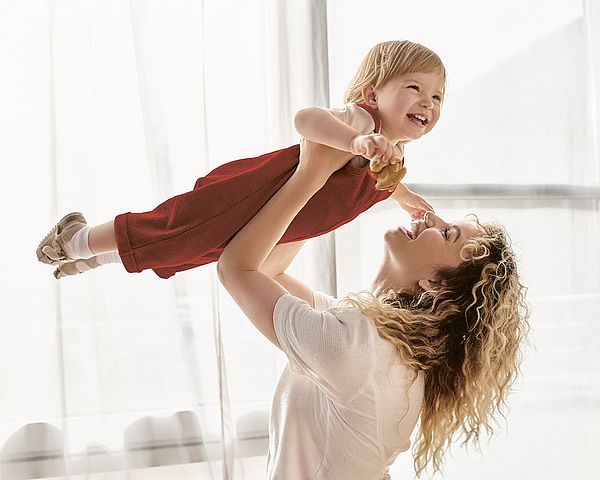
[368,71,445,143]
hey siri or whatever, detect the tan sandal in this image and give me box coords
[53,256,102,279]
[36,212,87,265]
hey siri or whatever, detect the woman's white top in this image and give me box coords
[268,291,425,480]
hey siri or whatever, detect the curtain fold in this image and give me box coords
[583,0,600,178]
[1,0,331,478]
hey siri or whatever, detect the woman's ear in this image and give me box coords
[417,278,438,292]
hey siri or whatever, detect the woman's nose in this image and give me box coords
[424,211,436,227]
[424,211,445,228]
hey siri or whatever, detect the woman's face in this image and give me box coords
[375,212,481,291]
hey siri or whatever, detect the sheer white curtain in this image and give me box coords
[329,0,600,479]
[0,0,330,478]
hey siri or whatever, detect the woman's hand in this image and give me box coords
[299,138,355,181]
[392,184,434,220]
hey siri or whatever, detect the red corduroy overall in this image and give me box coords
[113,104,392,279]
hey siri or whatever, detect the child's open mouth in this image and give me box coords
[407,113,428,127]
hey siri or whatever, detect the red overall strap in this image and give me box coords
[355,103,381,133]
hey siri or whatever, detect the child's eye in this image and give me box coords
[408,85,420,91]
[442,228,450,239]
[433,95,442,102]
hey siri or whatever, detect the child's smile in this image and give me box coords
[370,71,445,143]
[407,113,429,127]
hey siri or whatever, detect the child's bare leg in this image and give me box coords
[89,220,118,255]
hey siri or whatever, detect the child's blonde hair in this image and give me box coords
[344,40,446,104]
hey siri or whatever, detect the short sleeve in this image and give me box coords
[329,103,376,135]
[312,290,338,311]
[273,293,374,402]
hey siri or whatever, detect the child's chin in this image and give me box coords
[406,131,425,141]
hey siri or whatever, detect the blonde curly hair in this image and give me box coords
[344,40,446,105]
[340,215,530,477]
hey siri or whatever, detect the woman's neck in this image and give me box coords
[371,274,393,297]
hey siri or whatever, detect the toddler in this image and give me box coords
[37,40,445,279]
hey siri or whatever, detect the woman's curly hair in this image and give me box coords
[340,215,530,477]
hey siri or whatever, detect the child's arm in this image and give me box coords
[294,107,361,153]
[294,107,398,164]
[390,183,435,220]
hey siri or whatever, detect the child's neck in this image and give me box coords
[380,125,409,145]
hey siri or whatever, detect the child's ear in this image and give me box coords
[361,85,378,107]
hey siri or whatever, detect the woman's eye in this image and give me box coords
[442,228,450,239]
[408,85,420,91]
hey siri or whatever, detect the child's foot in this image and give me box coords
[53,256,101,279]
[54,250,123,280]
[53,251,122,279]
[36,212,89,265]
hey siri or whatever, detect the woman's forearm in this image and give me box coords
[217,144,341,348]
[218,167,325,276]
[294,107,359,152]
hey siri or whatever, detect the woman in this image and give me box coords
[218,140,530,479]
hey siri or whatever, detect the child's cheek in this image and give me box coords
[428,115,440,133]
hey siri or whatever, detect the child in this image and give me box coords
[37,40,445,279]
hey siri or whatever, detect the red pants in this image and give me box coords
[114,144,390,279]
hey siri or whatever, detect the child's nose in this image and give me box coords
[420,96,433,109]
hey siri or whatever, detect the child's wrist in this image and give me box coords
[348,134,364,155]
[394,183,409,197]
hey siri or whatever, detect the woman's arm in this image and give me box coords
[260,242,317,307]
[217,141,346,348]
[260,241,306,277]
[258,139,357,307]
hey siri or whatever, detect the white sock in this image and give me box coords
[95,251,122,265]
[62,226,95,259]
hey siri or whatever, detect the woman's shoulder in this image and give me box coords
[276,293,379,350]
[326,304,381,348]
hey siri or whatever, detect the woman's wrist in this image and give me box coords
[294,163,330,191]
[219,167,325,274]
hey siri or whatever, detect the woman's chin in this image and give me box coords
[384,227,411,242]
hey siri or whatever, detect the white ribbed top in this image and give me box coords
[267,291,424,480]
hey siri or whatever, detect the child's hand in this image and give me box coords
[395,186,434,220]
[349,134,401,165]
[351,134,406,190]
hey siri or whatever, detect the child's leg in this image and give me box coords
[89,220,118,254]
